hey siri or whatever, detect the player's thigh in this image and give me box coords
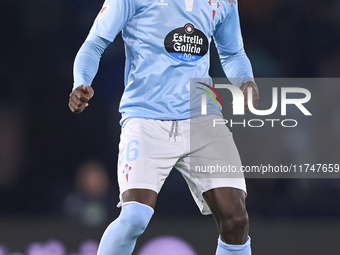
[203,187,247,218]
[122,189,158,209]
[117,118,183,208]
[197,120,247,215]
[175,115,247,214]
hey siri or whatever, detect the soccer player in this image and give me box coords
[69,0,259,254]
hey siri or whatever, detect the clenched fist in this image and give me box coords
[240,81,259,112]
[68,85,94,113]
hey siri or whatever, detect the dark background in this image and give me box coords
[0,0,340,254]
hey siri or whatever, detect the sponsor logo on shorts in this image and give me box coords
[123,164,132,182]
[164,24,208,62]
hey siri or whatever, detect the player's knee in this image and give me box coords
[231,212,249,231]
[219,210,249,235]
[119,202,154,236]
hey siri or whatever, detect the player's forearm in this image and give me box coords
[219,49,255,88]
[73,34,110,90]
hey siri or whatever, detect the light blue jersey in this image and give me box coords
[74,0,254,125]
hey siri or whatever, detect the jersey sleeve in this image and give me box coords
[213,1,244,57]
[90,0,135,42]
[213,1,255,87]
[73,34,111,90]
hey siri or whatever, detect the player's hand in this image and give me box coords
[240,81,259,112]
[68,85,94,113]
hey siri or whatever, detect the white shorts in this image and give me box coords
[117,115,246,215]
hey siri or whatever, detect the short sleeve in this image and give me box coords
[213,1,244,55]
[90,0,135,42]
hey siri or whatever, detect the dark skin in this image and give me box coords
[68,85,94,113]
[240,81,260,112]
[69,82,259,245]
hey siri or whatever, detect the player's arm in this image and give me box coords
[69,34,110,113]
[69,0,135,113]
[213,1,259,111]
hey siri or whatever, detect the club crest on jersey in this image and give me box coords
[208,0,221,20]
[123,164,132,182]
[164,23,208,62]
[96,5,109,20]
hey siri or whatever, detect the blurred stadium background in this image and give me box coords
[1,0,340,254]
